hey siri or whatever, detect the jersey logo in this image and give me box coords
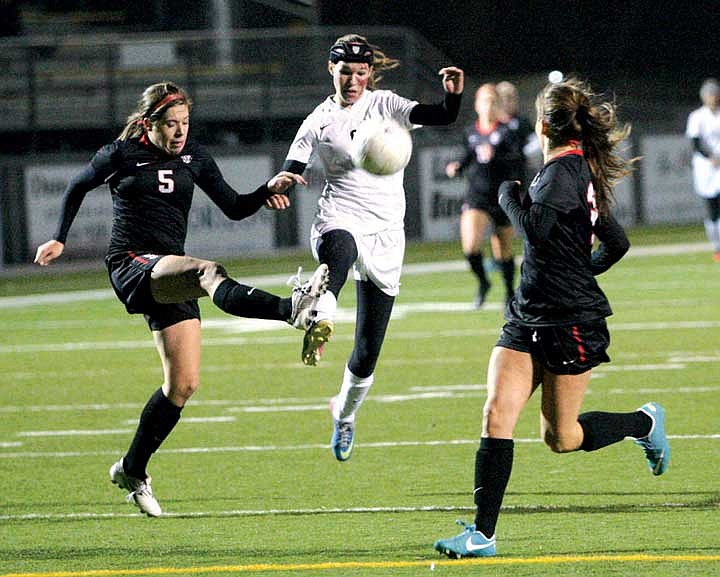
[136,162,151,167]
[181,155,192,164]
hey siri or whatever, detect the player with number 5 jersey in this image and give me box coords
[34,81,329,517]
[434,78,671,559]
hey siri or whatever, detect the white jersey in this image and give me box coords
[686,105,720,198]
[286,89,419,235]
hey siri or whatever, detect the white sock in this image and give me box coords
[332,365,374,423]
[704,218,720,250]
[315,291,337,322]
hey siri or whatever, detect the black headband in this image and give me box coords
[329,41,374,65]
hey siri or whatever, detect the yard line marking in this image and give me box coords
[2,555,720,577]
[16,429,133,437]
[0,241,712,309]
[5,319,720,354]
[3,381,717,416]
[0,500,713,523]
[1,434,717,459]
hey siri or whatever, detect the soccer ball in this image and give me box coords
[350,119,413,175]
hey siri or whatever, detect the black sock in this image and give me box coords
[124,388,182,478]
[577,410,652,452]
[473,437,514,538]
[466,252,490,291]
[318,229,358,298]
[497,258,515,300]
[213,278,289,320]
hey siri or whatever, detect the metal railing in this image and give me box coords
[0,26,449,133]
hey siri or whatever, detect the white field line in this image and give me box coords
[0,500,699,523]
[0,434,717,460]
[4,319,720,355]
[1,381,718,418]
[0,242,712,311]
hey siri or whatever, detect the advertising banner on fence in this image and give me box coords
[24,154,275,260]
[641,135,703,224]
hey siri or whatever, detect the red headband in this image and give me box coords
[147,93,185,118]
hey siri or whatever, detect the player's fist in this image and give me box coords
[34,240,64,266]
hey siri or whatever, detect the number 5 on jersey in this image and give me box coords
[158,169,174,193]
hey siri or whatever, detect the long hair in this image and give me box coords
[536,78,635,215]
[331,33,400,89]
[118,81,192,140]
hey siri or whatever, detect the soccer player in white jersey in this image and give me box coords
[280,33,464,461]
[686,78,720,262]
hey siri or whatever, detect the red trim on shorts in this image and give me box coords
[571,325,587,362]
[128,251,150,265]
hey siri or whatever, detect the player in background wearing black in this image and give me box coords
[496,80,540,186]
[34,81,329,517]
[434,78,670,558]
[446,83,517,308]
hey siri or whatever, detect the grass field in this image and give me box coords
[1,226,719,577]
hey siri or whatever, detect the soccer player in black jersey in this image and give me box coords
[434,79,671,558]
[34,81,329,517]
[446,83,517,308]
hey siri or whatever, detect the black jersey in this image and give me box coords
[455,120,517,202]
[503,115,534,184]
[502,151,630,326]
[53,136,272,256]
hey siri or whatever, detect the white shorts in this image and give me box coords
[310,224,405,297]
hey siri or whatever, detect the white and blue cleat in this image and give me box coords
[635,402,670,476]
[433,520,496,558]
[331,419,355,462]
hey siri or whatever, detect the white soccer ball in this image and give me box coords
[350,119,413,175]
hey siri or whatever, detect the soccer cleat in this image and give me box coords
[434,520,496,558]
[474,281,491,309]
[287,264,330,331]
[109,459,162,517]
[634,402,670,476]
[302,319,334,366]
[330,401,355,462]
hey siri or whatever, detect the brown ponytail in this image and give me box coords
[536,78,636,215]
[118,81,192,140]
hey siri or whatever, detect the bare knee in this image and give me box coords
[165,379,199,406]
[543,430,579,453]
[197,260,228,296]
[483,399,516,438]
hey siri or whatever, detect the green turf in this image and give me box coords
[0,226,718,577]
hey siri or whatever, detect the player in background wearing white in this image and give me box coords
[282,34,464,461]
[686,78,720,262]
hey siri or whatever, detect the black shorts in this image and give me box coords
[497,319,611,375]
[105,251,201,331]
[462,194,511,227]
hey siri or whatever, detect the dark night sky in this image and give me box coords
[320,1,717,102]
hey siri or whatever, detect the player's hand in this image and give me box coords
[265,194,291,210]
[34,240,64,266]
[439,67,464,94]
[445,161,460,178]
[267,171,306,195]
[498,180,522,208]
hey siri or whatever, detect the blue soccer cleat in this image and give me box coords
[331,419,355,462]
[634,402,670,476]
[433,520,496,558]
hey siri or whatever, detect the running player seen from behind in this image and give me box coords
[282,34,464,461]
[445,84,518,308]
[34,81,329,517]
[434,78,670,558]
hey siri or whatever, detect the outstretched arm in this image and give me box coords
[34,163,106,266]
[408,67,464,126]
